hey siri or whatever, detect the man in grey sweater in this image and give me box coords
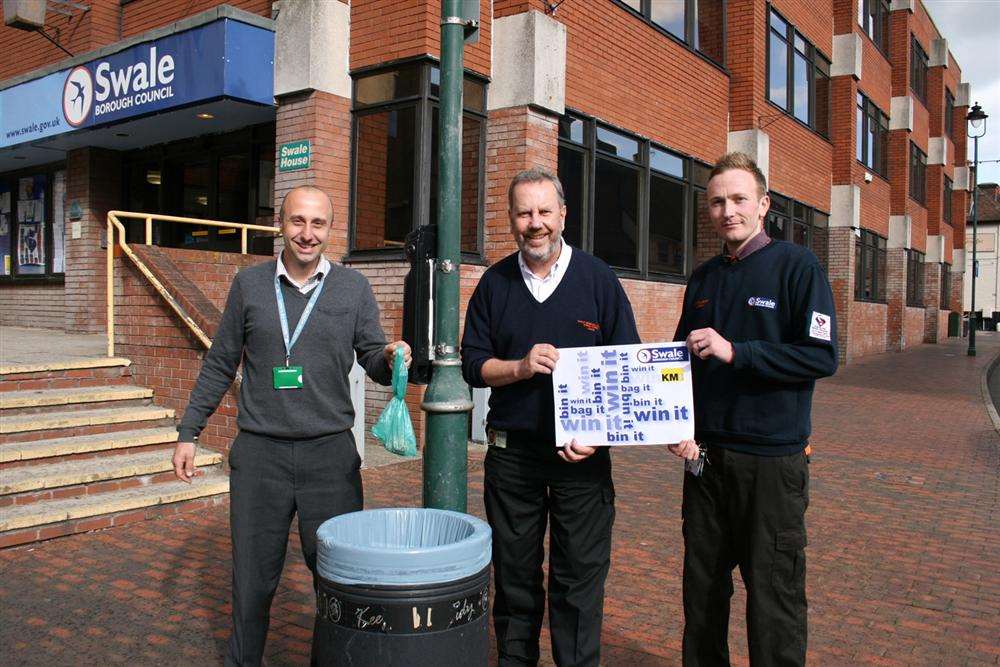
[172,185,410,666]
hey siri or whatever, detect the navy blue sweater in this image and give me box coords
[461,249,640,442]
[674,240,838,455]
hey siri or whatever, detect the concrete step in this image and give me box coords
[0,426,179,463]
[1,358,133,392]
[0,406,175,441]
[0,468,229,534]
[0,357,131,377]
[0,449,223,496]
[0,386,154,414]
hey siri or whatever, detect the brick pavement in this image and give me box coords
[1,336,998,666]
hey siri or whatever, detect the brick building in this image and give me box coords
[0,0,975,449]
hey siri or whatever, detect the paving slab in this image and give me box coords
[0,335,998,666]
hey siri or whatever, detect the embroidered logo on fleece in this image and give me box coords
[694,298,710,309]
[747,296,777,309]
[809,311,831,341]
[577,320,600,332]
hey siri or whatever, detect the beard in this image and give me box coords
[518,232,563,266]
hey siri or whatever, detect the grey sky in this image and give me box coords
[924,0,1000,184]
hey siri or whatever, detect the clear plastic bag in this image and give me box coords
[371,346,417,457]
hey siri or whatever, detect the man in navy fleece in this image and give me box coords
[461,168,639,666]
[670,152,837,666]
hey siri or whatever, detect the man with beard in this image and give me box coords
[670,152,837,666]
[461,168,640,666]
[172,185,410,666]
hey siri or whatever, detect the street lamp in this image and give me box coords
[967,101,988,357]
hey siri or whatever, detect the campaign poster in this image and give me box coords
[553,342,694,447]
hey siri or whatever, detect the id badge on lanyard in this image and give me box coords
[273,274,325,390]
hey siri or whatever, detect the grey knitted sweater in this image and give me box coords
[177,259,392,442]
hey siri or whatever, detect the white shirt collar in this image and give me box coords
[518,240,571,281]
[276,253,331,294]
[518,241,572,303]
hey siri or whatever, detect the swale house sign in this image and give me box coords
[1,18,274,149]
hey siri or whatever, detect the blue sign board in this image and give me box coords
[1,18,274,149]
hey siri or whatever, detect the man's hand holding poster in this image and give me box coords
[552,342,694,447]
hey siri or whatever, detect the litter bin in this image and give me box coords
[948,311,960,337]
[313,508,492,666]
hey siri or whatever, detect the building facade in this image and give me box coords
[0,0,974,446]
[964,183,1000,320]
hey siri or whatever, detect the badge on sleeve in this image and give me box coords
[809,311,831,341]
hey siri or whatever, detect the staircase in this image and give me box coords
[0,356,229,548]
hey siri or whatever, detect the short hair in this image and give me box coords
[278,185,334,223]
[507,168,566,210]
[709,152,768,198]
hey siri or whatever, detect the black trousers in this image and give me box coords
[484,443,615,667]
[225,430,363,667]
[681,446,809,667]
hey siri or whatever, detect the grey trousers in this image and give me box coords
[225,430,363,667]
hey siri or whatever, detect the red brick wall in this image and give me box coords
[902,306,925,349]
[0,0,119,79]
[0,0,271,81]
[350,0,492,77]
[274,91,352,258]
[768,115,832,211]
[121,0,270,38]
[484,106,559,263]
[65,147,121,334]
[885,247,905,350]
[849,300,887,358]
[860,37,893,112]
[860,172,891,237]
[888,9,911,98]
[728,0,768,131]
[908,203,928,253]
[555,2,728,164]
[831,76,855,185]
[0,285,66,329]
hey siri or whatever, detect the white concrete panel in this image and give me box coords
[888,215,912,248]
[274,0,351,99]
[928,137,947,165]
[929,38,949,68]
[489,10,566,113]
[927,235,946,263]
[726,130,770,184]
[890,96,914,131]
[830,185,861,228]
[832,33,863,79]
[956,82,971,107]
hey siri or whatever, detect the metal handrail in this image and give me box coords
[106,211,279,357]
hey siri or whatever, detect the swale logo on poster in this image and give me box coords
[636,346,689,364]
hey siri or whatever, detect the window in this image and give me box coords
[856,92,889,176]
[906,249,924,307]
[615,0,725,66]
[858,0,890,53]
[767,7,831,137]
[855,229,887,302]
[944,88,955,140]
[766,193,830,269]
[940,266,951,309]
[0,167,66,282]
[351,61,487,256]
[943,176,953,226]
[910,36,929,104]
[122,125,275,254]
[909,142,927,205]
[557,111,708,279]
